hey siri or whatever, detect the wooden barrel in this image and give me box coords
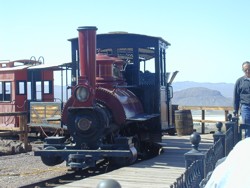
[174,110,193,135]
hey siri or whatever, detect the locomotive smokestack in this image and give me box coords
[77,26,97,88]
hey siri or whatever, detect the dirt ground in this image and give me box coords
[0,140,69,188]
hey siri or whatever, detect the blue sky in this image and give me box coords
[1,0,250,84]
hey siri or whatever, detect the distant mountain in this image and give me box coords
[172,87,233,107]
[54,81,234,106]
[172,81,234,98]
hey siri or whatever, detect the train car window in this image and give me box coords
[113,64,121,78]
[0,81,11,101]
[43,80,52,94]
[17,81,27,95]
[139,59,155,85]
[27,82,31,100]
[139,59,155,73]
[0,82,2,100]
[36,81,42,100]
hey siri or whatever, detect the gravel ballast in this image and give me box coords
[0,142,69,188]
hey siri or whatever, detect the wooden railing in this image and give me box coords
[178,106,234,134]
[0,112,29,151]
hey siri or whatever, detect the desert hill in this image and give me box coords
[172,81,234,98]
[172,87,233,106]
[54,81,234,106]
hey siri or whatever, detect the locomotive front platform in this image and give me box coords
[55,134,213,188]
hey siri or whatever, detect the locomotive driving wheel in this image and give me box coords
[108,135,139,167]
[109,146,137,167]
[41,146,64,166]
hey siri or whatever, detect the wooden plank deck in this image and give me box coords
[56,134,214,188]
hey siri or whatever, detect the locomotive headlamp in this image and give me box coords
[75,86,89,102]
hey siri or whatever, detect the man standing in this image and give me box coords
[234,61,250,137]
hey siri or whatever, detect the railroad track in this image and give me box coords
[19,159,114,188]
[16,140,162,188]
[18,145,161,188]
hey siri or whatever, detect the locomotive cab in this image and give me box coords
[95,32,176,135]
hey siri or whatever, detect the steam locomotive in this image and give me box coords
[34,26,177,169]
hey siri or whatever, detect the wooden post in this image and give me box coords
[224,110,229,121]
[201,110,205,134]
[19,114,29,151]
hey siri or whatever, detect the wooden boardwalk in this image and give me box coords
[56,134,214,188]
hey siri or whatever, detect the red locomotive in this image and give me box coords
[34,26,177,168]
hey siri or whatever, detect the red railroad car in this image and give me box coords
[0,57,59,128]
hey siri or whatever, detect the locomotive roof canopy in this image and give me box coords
[68,32,170,62]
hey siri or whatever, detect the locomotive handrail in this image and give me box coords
[127,113,160,121]
[54,98,63,103]
[35,149,133,157]
[37,56,44,64]
[15,99,28,111]
[43,116,61,122]
[113,85,137,88]
[0,111,27,116]
[30,56,36,62]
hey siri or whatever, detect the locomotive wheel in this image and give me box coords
[132,135,142,157]
[167,128,176,136]
[41,146,64,166]
[141,141,163,159]
[109,146,137,167]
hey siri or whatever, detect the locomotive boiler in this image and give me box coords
[35,26,176,169]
